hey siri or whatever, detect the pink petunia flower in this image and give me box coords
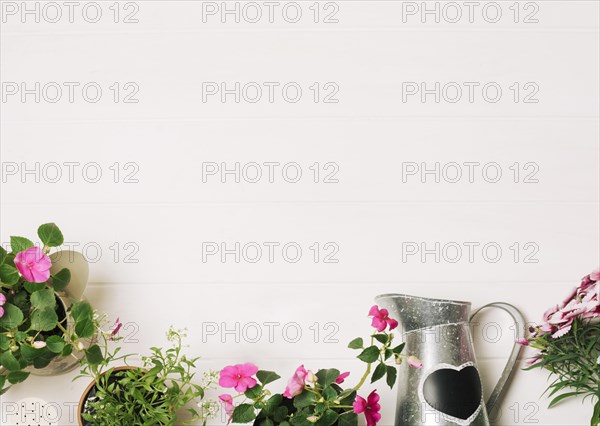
[283,365,307,398]
[353,390,381,426]
[0,293,6,318]
[219,394,235,425]
[407,356,423,369]
[335,371,350,384]
[14,247,52,283]
[109,317,123,340]
[368,305,398,332]
[219,363,259,393]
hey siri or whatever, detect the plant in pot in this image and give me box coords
[0,223,97,394]
[77,325,218,426]
[217,304,423,426]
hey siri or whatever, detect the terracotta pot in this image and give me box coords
[78,366,145,426]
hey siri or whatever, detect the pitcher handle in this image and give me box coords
[469,302,526,414]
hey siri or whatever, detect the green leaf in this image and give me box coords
[20,344,44,361]
[10,236,34,253]
[348,337,363,349]
[24,281,45,293]
[260,419,274,426]
[316,369,340,388]
[30,307,59,331]
[46,335,66,353]
[75,318,95,339]
[0,264,19,286]
[85,345,104,365]
[357,346,380,363]
[38,223,64,247]
[245,384,263,399]
[7,370,29,385]
[70,301,93,322]
[232,404,257,423]
[323,386,337,401]
[293,390,317,409]
[392,343,406,354]
[315,409,339,426]
[51,268,71,292]
[0,303,24,329]
[61,343,73,357]
[257,370,281,386]
[0,246,7,264]
[337,412,358,426]
[0,351,21,371]
[373,334,388,345]
[386,366,397,389]
[548,391,583,408]
[30,289,56,309]
[263,394,283,415]
[370,363,387,383]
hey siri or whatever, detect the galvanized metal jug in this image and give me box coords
[375,294,525,426]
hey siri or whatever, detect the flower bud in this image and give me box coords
[307,416,319,423]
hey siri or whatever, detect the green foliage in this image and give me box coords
[79,327,217,426]
[227,317,407,425]
[526,318,600,425]
[0,223,91,394]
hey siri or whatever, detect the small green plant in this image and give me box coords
[0,223,96,394]
[79,326,217,426]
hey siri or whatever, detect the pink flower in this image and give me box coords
[283,365,307,398]
[0,293,6,318]
[110,317,123,340]
[14,247,52,283]
[516,338,529,346]
[219,363,259,393]
[335,371,350,384]
[219,394,235,424]
[407,356,423,369]
[590,269,599,282]
[368,305,398,332]
[353,390,381,426]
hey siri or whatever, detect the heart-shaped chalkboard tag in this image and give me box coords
[422,364,482,422]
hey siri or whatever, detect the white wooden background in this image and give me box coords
[0,1,599,425]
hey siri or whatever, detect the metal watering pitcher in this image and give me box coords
[375,294,526,426]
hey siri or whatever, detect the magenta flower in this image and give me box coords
[0,293,6,318]
[219,394,235,424]
[407,356,423,369]
[335,371,350,384]
[283,364,307,398]
[14,247,52,283]
[219,363,259,393]
[368,305,398,332]
[353,390,381,426]
[109,317,123,340]
[516,338,529,346]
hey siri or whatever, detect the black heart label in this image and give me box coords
[422,365,482,421]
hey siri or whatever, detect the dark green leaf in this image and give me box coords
[315,409,339,426]
[316,368,340,387]
[293,390,317,409]
[7,370,29,384]
[549,391,583,408]
[75,318,95,339]
[386,366,397,389]
[373,334,388,344]
[70,301,93,322]
[257,370,281,386]
[232,404,257,423]
[0,264,19,286]
[30,307,58,331]
[30,288,56,309]
[0,303,24,329]
[37,223,64,247]
[0,246,7,264]
[357,346,379,363]
[371,363,386,383]
[24,281,45,293]
[245,384,263,399]
[392,343,405,354]
[337,412,358,426]
[0,351,21,371]
[347,337,363,349]
[46,335,66,353]
[10,237,34,253]
[51,268,71,292]
[85,345,104,365]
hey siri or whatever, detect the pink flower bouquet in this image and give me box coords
[522,269,600,425]
[218,305,421,426]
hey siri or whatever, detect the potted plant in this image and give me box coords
[217,304,423,426]
[520,268,600,426]
[0,223,96,394]
[77,325,218,426]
